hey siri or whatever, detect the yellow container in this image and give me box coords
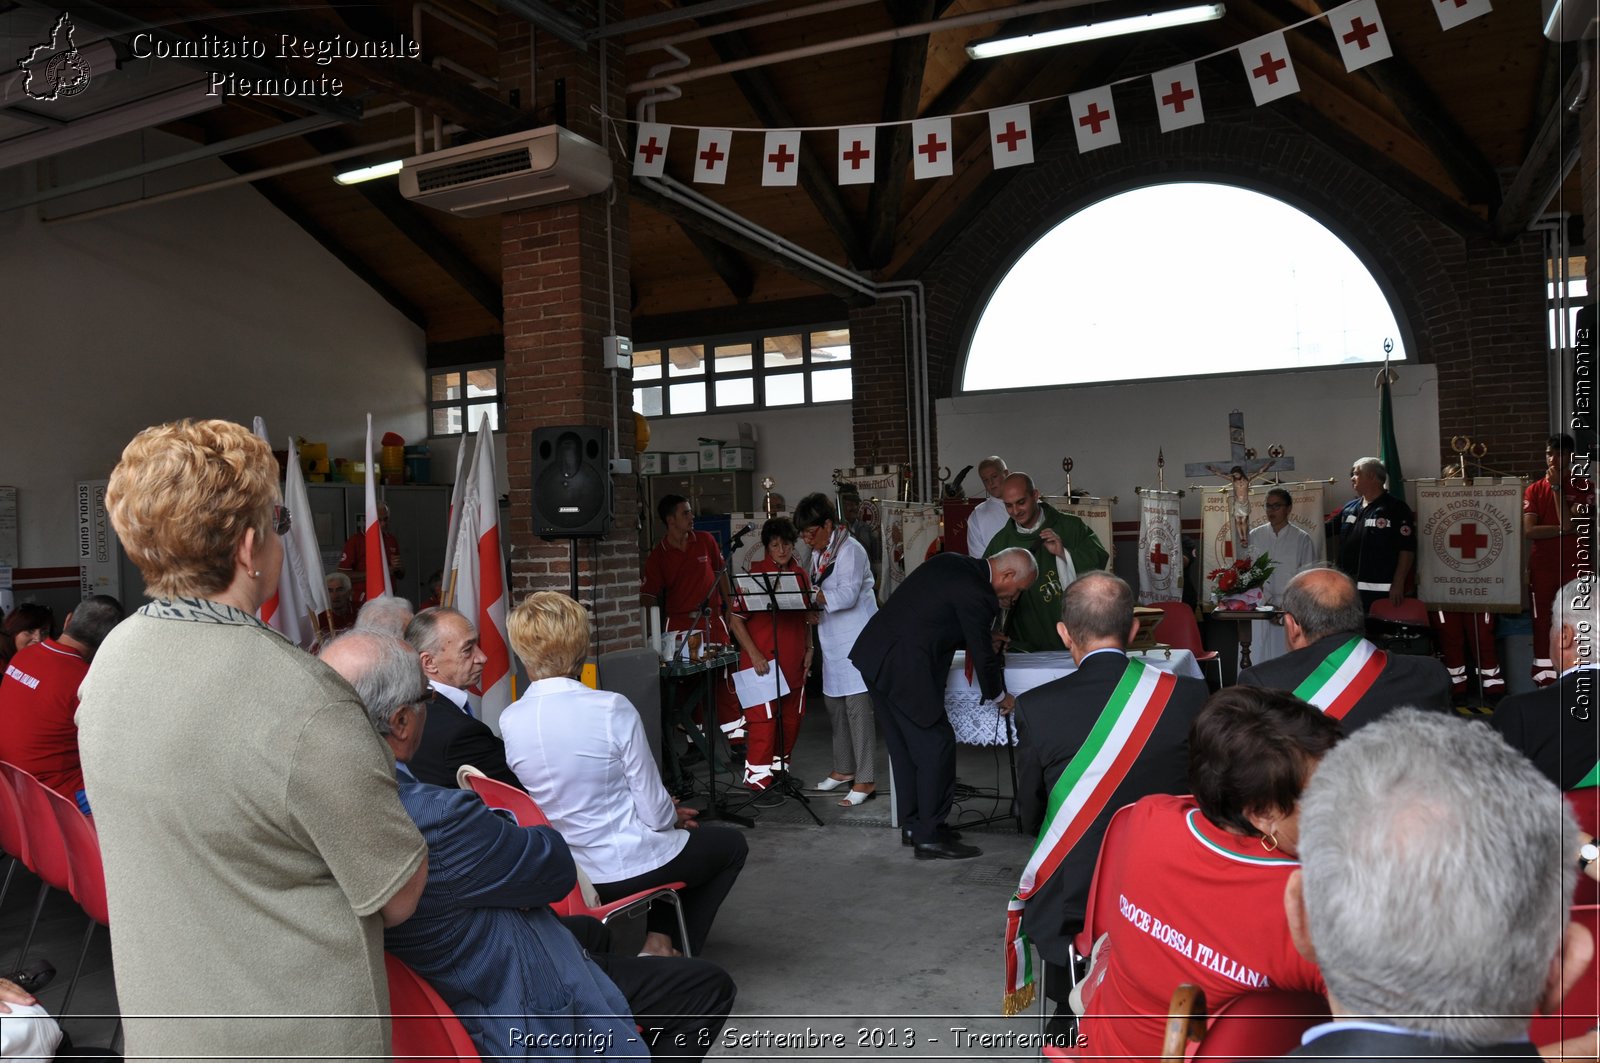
[345,461,367,485]
[380,444,405,485]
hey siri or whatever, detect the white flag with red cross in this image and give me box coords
[911,117,954,180]
[988,104,1034,169]
[1331,0,1391,72]
[1433,0,1491,31]
[1137,491,1183,605]
[450,413,513,728]
[361,414,393,601]
[1241,32,1300,106]
[632,122,670,178]
[1069,87,1121,153]
[1152,63,1205,133]
[761,130,801,187]
[693,128,732,185]
[837,125,876,185]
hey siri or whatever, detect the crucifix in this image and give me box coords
[1184,410,1296,555]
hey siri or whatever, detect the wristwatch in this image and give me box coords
[1580,840,1599,871]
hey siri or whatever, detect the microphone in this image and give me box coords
[728,521,756,548]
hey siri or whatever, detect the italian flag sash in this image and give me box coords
[1576,762,1599,789]
[1001,658,1177,1015]
[1292,637,1386,721]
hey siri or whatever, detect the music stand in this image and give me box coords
[728,570,823,826]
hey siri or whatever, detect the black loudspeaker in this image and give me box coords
[532,426,611,538]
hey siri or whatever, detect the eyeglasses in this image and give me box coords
[272,505,293,536]
[1264,503,1288,510]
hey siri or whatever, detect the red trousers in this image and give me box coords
[1531,570,1562,686]
[742,687,806,789]
[1431,610,1504,697]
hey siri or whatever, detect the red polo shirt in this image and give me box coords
[642,530,727,635]
[0,638,91,800]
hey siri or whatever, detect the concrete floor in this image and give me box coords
[1,709,1054,1060]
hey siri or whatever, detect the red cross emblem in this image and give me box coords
[917,132,947,164]
[638,136,664,164]
[1148,543,1170,574]
[767,142,795,172]
[699,142,725,170]
[995,121,1027,152]
[1161,81,1196,112]
[1449,523,1489,559]
[1253,52,1288,84]
[1342,17,1380,49]
[1078,102,1111,135]
[842,140,871,169]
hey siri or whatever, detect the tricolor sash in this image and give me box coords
[1001,657,1178,1015]
[1576,763,1599,789]
[1292,637,1386,721]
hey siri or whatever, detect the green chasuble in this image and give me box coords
[985,503,1109,652]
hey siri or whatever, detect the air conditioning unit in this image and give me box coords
[399,125,612,217]
[1543,0,1598,40]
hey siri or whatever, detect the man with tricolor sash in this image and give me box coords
[1492,577,1600,790]
[1238,568,1449,731]
[1004,572,1206,1020]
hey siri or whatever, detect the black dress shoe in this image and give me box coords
[913,839,983,860]
[902,824,964,846]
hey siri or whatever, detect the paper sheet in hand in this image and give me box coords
[733,662,790,709]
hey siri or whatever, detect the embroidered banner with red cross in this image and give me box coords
[1415,480,1525,612]
[1138,490,1182,605]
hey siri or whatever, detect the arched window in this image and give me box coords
[962,182,1405,391]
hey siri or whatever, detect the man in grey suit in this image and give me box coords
[1283,709,1592,1061]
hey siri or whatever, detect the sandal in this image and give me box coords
[838,788,877,807]
[813,775,854,792]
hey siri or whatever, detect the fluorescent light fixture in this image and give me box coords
[966,3,1226,58]
[335,158,403,185]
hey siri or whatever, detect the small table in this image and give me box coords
[659,649,744,807]
[1206,608,1279,669]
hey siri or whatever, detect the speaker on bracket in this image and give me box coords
[532,426,611,538]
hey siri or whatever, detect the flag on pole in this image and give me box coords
[363,414,393,601]
[1153,63,1205,133]
[455,414,512,726]
[1241,32,1299,106]
[1137,490,1183,605]
[1379,369,1406,506]
[1330,0,1391,72]
[988,104,1034,169]
[911,117,953,180]
[693,128,731,185]
[837,125,876,185]
[761,130,801,187]
[250,419,324,648]
[1069,87,1121,153]
[284,434,329,629]
[440,439,470,608]
[633,122,670,178]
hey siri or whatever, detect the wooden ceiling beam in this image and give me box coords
[1493,64,1586,240]
[677,222,756,302]
[865,0,937,269]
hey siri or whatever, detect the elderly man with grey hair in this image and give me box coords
[353,595,416,639]
[401,606,521,791]
[1238,567,1450,733]
[1284,709,1592,1060]
[1493,576,1599,789]
[1332,456,1416,611]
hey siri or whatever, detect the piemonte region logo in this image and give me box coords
[18,12,93,102]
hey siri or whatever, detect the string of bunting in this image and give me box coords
[613,0,1491,187]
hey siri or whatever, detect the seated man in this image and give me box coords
[1237,567,1450,731]
[402,606,522,790]
[1492,577,1599,789]
[321,631,735,1062]
[0,595,123,812]
[1012,572,1206,1024]
[985,472,1108,652]
[1284,709,1592,1059]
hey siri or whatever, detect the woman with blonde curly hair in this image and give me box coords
[76,418,428,1060]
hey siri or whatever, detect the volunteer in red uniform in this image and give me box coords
[1524,434,1594,686]
[1077,687,1338,1060]
[337,502,404,603]
[728,518,812,791]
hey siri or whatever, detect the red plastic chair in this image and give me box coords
[1369,597,1430,627]
[0,759,31,912]
[1,762,68,969]
[47,784,108,1016]
[385,952,481,1062]
[1529,905,1600,1047]
[1150,601,1222,688]
[1570,790,1600,906]
[1189,988,1331,1058]
[457,769,694,956]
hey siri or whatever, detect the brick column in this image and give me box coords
[499,9,640,651]
[850,299,939,486]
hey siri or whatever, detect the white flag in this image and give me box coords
[283,436,328,617]
[362,414,393,601]
[452,414,513,728]
[440,436,469,606]
[693,128,731,185]
[988,104,1034,169]
[1241,32,1299,106]
[761,130,801,187]
[1434,0,1490,31]
[250,419,318,648]
[632,122,670,178]
[838,125,876,185]
[1069,87,1121,153]
[1137,491,1183,605]
[911,117,953,180]
[1330,0,1391,71]
[1153,63,1204,133]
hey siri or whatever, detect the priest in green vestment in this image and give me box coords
[984,473,1108,652]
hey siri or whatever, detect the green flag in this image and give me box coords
[1379,373,1406,505]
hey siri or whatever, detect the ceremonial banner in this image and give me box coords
[632,122,670,178]
[693,128,731,185]
[1200,482,1325,601]
[911,117,954,180]
[1137,491,1182,604]
[880,502,940,601]
[941,497,980,557]
[1050,496,1115,572]
[1241,31,1299,106]
[1415,479,1525,612]
[761,130,801,187]
[1153,63,1204,133]
[988,104,1034,168]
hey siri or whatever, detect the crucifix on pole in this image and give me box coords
[1184,410,1296,556]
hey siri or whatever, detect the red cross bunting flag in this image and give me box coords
[911,117,954,180]
[1414,480,1525,612]
[837,125,876,185]
[988,104,1034,169]
[632,122,670,178]
[1069,86,1120,153]
[1331,0,1391,72]
[693,127,732,185]
[1434,0,1492,32]
[1241,31,1299,106]
[761,130,801,187]
[1137,490,1182,604]
[1152,63,1204,133]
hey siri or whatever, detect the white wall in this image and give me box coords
[0,132,426,568]
[643,404,854,506]
[937,364,1440,524]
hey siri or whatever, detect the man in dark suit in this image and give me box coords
[850,547,1036,860]
[1492,577,1598,790]
[1284,709,1591,1061]
[1237,568,1449,731]
[1014,572,1207,1016]
[402,606,523,790]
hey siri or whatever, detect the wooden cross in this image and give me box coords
[1183,410,1295,480]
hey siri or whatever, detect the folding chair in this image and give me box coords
[46,785,108,1017]
[385,952,481,1062]
[1,762,69,971]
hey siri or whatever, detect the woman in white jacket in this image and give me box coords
[794,492,880,807]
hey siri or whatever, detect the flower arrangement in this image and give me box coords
[1208,553,1276,609]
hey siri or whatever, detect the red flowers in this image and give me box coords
[1233,557,1252,572]
[1217,569,1239,592]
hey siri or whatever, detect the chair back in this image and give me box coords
[1529,905,1600,1046]
[1151,601,1207,657]
[1571,790,1600,906]
[47,786,108,925]
[2,764,70,891]
[1075,802,1139,957]
[1368,597,1429,627]
[0,761,31,866]
[1191,989,1330,1058]
[384,952,481,1062]
[459,771,551,828]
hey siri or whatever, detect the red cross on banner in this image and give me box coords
[1433,0,1491,31]
[837,124,876,186]
[761,129,801,187]
[911,116,954,180]
[693,127,732,185]
[987,104,1034,169]
[1069,86,1120,153]
[1240,31,1300,106]
[1148,543,1170,574]
[1331,0,1391,72]
[632,122,670,178]
[1449,523,1490,559]
[1152,62,1204,133]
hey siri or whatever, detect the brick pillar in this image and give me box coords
[849,299,938,491]
[499,9,640,651]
